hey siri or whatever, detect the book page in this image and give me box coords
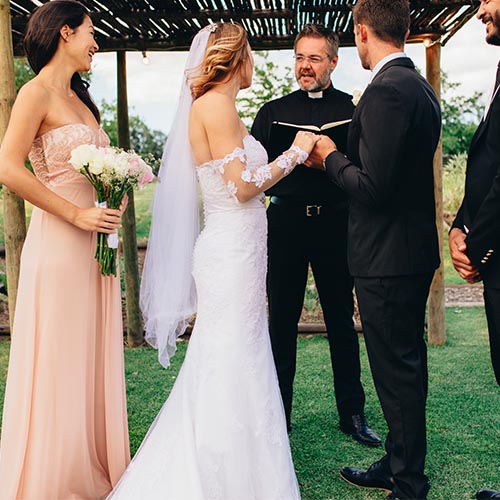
[272,119,351,131]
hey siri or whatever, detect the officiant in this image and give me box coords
[251,23,380,446]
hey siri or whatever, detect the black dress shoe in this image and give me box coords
[340,414,382,447]
[339,460,394,493]
[476,489,500,499]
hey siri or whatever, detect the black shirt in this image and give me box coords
[251,83,354,203]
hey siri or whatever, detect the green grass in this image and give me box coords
[131,183,155,243]
[1,307,499,500]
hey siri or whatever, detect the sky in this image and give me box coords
[89,14,500,135]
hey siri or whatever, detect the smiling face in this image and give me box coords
[63,15,99,72]
[478,0,500,46]
[294,36,338,92]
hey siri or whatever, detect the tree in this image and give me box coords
[237,51,295,127]
[14,58,35,92]
[441,71,484,159]
[99,100,166,163]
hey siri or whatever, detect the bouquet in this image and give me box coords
[70,144,155,276]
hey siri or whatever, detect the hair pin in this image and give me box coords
[202,23,218,33]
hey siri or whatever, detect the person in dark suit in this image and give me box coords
[251,24,381,447]
[449,2,500,499]
[306,1,441,499]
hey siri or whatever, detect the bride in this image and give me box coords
[109,22,319,500]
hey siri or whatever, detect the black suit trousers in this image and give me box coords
[266,202,366,426]
[354,272,434,500]
[483,284,500,386]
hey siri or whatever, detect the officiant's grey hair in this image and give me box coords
[294,24,340,60]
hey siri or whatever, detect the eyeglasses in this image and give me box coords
[294,55,330,65]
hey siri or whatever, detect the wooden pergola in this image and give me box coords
[1,0,481,346]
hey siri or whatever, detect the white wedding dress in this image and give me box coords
[108,135,301,500]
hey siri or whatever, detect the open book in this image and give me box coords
[268,119,351,161]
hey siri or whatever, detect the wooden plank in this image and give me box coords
[116,51,143,347]
[426,41,446,346]
[1,0,27,333]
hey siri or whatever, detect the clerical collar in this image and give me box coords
[308,90,323,99]
[303,83,334,99]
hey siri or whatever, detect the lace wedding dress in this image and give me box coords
[109,135,301,500]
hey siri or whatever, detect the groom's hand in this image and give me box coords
[304,135,337,171]
[449,228,482,283]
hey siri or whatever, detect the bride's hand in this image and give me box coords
[72,207,122,234]
[292,131,321,155]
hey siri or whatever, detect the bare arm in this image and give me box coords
[0,83,121,233]
[192,94,319,203]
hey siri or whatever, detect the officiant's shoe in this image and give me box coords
[476,489,500,499]
[339,461,394,493]
[340,414,382,447]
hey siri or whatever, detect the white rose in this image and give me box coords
[69,144,99,170]
[88,155,105,175]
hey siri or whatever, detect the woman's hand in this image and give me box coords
[72,207,122,234]
[292,131,321,155]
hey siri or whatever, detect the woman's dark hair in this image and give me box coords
[24,0,100,122]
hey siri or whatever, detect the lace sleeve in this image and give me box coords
[216,145,309,202]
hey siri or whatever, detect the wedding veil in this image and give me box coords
[140,26,214,368]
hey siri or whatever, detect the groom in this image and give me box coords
[306,0,441,499]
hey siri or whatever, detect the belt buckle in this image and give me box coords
[305,204,322,217]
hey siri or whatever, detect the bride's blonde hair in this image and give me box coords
[190,22,249,99]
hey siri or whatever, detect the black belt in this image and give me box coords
[270,196,347,217]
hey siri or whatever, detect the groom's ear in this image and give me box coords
[358,23,369,43]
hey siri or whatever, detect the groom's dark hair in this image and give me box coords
[352,0,410,48]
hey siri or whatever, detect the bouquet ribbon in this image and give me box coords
[95,201,119,249]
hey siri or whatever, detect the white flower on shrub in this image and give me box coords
[352,89,363,106]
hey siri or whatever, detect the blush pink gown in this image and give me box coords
[0,124,130,500]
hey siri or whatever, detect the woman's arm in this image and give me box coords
[195,93,318,203]
[0,83,121,233]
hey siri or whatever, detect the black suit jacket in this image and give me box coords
[452,84,500,287]
[324,57,441,278]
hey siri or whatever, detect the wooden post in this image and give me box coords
[426,40,446,345]
[117,51,143,346]
[0,0,27,333]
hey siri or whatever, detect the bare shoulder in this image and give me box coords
[17,78,50,104]
[14,78,50,119]
[192,91,238,128]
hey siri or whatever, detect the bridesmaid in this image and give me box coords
[0,1,130,499]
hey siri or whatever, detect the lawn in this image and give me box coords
[1,306,498,500]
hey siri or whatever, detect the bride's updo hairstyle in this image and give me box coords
[24,0,100,122]
[190,22,249,99]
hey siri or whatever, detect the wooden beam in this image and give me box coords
[116,50,143,347]
[426,40,446,346]
[1,0,27,333]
